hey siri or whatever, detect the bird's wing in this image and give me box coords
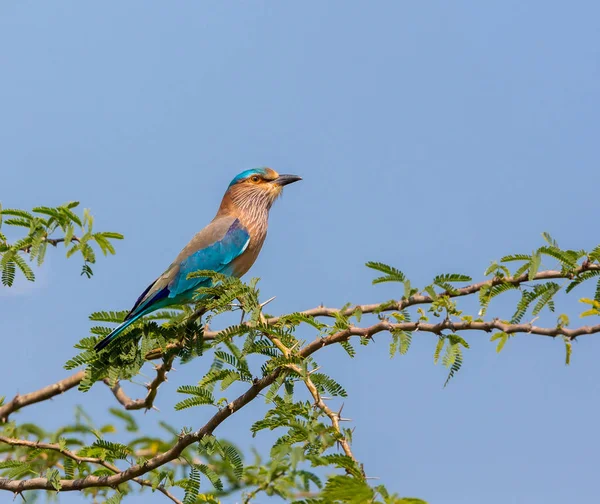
[126,216,249,319]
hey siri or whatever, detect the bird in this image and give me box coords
[94,167,301,351]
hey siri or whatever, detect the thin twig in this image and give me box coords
[288,365,357,465]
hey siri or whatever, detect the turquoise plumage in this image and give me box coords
[94,168,301,351]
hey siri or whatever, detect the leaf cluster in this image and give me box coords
[0,202,123,285]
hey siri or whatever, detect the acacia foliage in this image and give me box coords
[0,201,123,284]
[1,204,600,503]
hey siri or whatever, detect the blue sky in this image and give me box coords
[1,2,600,503]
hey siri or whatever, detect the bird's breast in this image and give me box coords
[230,217,268,278]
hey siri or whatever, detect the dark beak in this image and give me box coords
[275,174,302,186]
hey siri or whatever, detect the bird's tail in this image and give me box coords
[94,311,147,351]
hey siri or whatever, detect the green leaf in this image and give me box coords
[223,444,244,480]
[532,282,560,315]
[58,205,83,227]
[3,218,33,228]
[443,345,463,387]
[103,492,123,504]
[434,273,472,287]
[490,332,510,353]
[315,454,363,479]
[390,329,412,357]
[183,466,201,504]
[541,231,559,248]
[321,475,374,503]
[566,269,600,293]
[339,340,356,358]
[1,259,16,286]
[529,250,541,280]
[310,373,348,397]
[563,336,572,365]
[89,310,128,323]
[366,261,406,284]
[175,386,215,410]
[579,298,600,317]
[538,246,578,269]
[91,439,132,459]
[109,408,139,432]
[98,232,124,240]
[13,254,35,282]
[589,244,600,262]
[433,337,445,365]
[0,460,38,479]
[94,233,116,256]
[63,458,75,480]
[424,285,438,299]
[46,468,62,491]
[0,209,34,220]
[501,253,531,263]
[196,463,223,491]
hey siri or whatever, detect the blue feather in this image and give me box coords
[94,219,250,351]
[228,167,269,187]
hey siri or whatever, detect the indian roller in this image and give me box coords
[94,168,301,351]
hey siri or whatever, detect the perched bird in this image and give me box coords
[94,168,301,351]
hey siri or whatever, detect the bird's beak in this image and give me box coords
[274,174,302,186]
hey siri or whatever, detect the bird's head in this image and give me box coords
[224,168,302,212]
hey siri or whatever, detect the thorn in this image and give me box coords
[339,417,353,422]
[152,405,160,412]
[337,403,345,417]
[260,296,276,308]
[320,396,332,401]
[365,476,380,481]
[307,366,321,375]
[288,341,300,352]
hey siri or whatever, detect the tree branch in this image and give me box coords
[3,265,600,495]
[5,264,600,422]
[265,264,600,322]
[0,371,85,423]
[148,264,600,356]
[299,319,600,359]
[2,316,600,493]
[292,366,357,464]
[104,354,175,411]
[0,436,182,503]
[19,235,81,253]
[0,369,283,492]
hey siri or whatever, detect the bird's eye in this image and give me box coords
[250,175,260,183]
